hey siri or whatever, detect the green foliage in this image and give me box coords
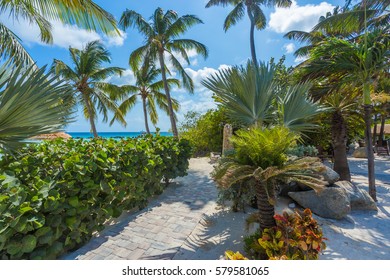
[217,180,256,212]
[244,209,327,260]
[287,145,318,157]
[0,63,74,151]
[231,126,298,168]
[179,109,228,156]
[0,135,191,259]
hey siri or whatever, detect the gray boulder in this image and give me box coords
[323,166,340,184]
[332,181,378,211]
[353,147,367,158]
[297,165,340,191]
[288,187,351,219]
[278,182,301,197]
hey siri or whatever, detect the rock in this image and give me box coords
[288,188,351,219]
[323,166,340,184]
[332,181,378,211]
[30,132,72,140]
[353,147,367,158]
[278,182,301,197]
[296,165,340,191]
[288,203,296,208]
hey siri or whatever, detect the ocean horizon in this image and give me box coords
[67,131,173,139]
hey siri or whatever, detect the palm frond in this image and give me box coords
[223,2,245,31]
[166,14,204,38]
[0,22,34,66]
[0,63,74,151]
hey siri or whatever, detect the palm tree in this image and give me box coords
[119,7,208,137]
[0,0,119,66]
[52,40,126,138]
[118,59,180,134]
[205,0,292,66]
[0,63,74,151]
[213,126,326,230]
[204,61,326,229]
[202,61,324,133]
[300,30,390,201]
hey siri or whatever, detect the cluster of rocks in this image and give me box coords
[30,132,72,140]
[280,166,377,219]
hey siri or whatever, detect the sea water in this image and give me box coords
[67,132,173,139]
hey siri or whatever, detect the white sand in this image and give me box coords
[182,156,390,260]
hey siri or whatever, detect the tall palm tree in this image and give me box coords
[119,7,208,137]
[205,0,292,66]
[118,59,181,134]
[52,40,126,138]
[0,0,119,66]
[300,30,390,201]
[204,61,326,229]
[0,63,74,151]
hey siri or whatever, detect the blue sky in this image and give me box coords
[2,0,344,132]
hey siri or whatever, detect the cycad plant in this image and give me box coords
[52,40,126,138]
[0,0,118,65]
[119,7,208,137]
[213,127,326,230]
[118,59,180,134]
[0,63,74,151]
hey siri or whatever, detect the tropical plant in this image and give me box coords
[52,40,126,138]
[119,7,208,137]
[202,61,324,133]
[205,0,292,66]
[213,126,326,230]
[118,59,180,134]
[244,209,326,260]
[0,0,119,65]
[299,29,390,200]
[0,63,74,151]
[0,135,192,259]
[179,109,229,156]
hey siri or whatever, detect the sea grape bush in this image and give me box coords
[0,135,191,259]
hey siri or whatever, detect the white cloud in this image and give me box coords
[269,1,335,33]
[185,64,231,89]
[107,69,136,86]
[1,16,125,49]
[283,43,295,54]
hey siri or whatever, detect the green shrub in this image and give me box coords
[243,209,326,260]
[217,180,256,212]
[179,109,229,156]
[0,135,191,259]
[287,145,318,157]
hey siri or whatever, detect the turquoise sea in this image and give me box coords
[67,132,173,139]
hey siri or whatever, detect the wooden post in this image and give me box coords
[222,124,234,156]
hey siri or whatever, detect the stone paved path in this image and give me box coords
[63,158,218,260]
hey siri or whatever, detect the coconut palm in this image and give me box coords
[0,0,118,65]
[119,7,208,137]
[118,60,180,134]
[213,126,326,230]
[0,63,74,151]
[205,0,292,66]
[300,30,390,201]
[52,40,126,138]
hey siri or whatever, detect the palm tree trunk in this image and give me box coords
[142,97,150,134]
[373,114,378,145]
[379,114,386,146]
[364,104,376,201]
[158,50,178,137]
[256,181,276,230]
[247,6,258,67]
[83,93,98,138]
[331,111,351,181]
